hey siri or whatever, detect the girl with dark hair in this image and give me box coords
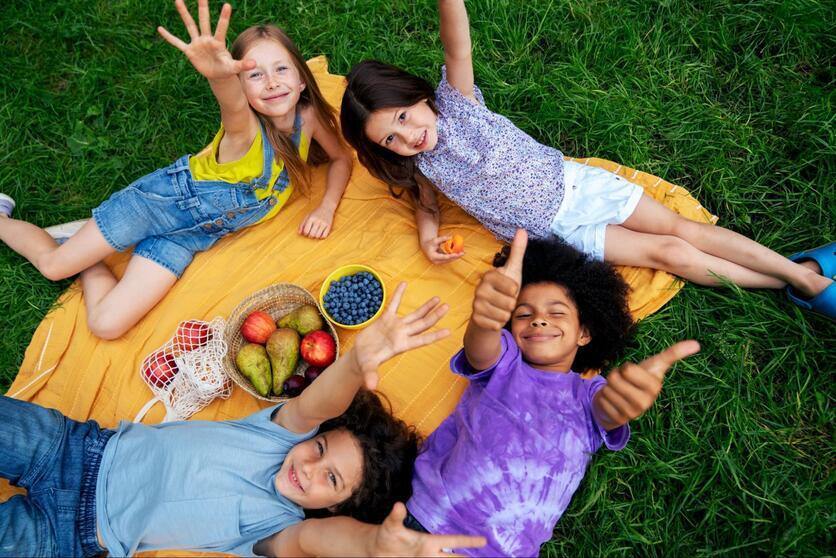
[340,0,835,320]
[0,283,487,556]
[0,0,352,340]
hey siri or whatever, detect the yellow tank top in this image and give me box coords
[189,125,310,223]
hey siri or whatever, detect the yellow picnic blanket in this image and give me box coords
[1,57,717,550]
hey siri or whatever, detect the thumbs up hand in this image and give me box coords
[471,229,528,331]
[592,340,701,431]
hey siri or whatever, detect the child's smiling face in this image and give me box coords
[275,428,363,510]
[239,39,305,123]
[511,282,591,372]
[364,100,439,156]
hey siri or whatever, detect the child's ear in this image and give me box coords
[578,326,592,347]
[300,82,306,91]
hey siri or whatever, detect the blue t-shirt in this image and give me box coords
[407,330,629,557]
[96,404,316,556]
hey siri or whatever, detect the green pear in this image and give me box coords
[277,304,324,336]
[266,328,300,395]
[235,343,272,397]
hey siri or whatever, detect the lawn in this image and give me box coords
[1,0,833,555]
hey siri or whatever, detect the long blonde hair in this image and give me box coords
[231,25,341,194]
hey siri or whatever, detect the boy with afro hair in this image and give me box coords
[392,229,701,557]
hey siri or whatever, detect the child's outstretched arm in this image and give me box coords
[274,282,450,434]
[438,0,475,99]
[415,185,463,264]
[158,0,258,150]
[297,111,353,239]
[463,229,528,370]
[592,341,701,431]
[258,503,486,557]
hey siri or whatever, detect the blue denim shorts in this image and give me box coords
[0,396,113,557]
[92,156,275,277]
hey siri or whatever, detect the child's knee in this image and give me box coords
[670,216,708,241]
[87,310,129,340]
[648,236,696,271]
[35,251,73,281]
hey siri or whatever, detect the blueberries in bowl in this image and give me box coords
[322,271,384,327]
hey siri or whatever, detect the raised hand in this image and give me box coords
[352,283,450,389]
[157,0,255,80]
[422,235,465,264]
[471,228,527,331]
[370,503,486,557]
[593,340,701,430]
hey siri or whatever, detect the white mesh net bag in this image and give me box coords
[134,317,232,423]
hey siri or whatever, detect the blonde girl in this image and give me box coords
[0,0,351,339]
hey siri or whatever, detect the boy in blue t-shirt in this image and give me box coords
[0,284,486,557]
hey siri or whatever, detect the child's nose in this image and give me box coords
[532,318,548,327]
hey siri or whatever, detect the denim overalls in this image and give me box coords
[92,113,302,277]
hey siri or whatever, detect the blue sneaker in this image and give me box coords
[0,194,15,218]
[787,282,836,321]
[787,241,836,281]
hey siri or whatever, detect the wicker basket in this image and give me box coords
[223,283,340,402]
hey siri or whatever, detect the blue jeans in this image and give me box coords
[0,396,112,557]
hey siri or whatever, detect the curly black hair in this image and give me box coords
[495,236,634,372]
[315,390,421,523]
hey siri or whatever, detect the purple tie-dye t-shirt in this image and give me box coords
[407,330,629,557]
[416,67,566,242]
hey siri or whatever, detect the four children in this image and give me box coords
[1,0,830,556]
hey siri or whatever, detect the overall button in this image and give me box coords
[214,218,224,226]
[238,209,247,214]
[203,223,213,231]
[226,211,235,219]
[268,196,278,206]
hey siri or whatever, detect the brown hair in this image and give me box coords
[340,60,438,213]
[231,25,342,194]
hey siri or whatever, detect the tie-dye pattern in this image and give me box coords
[416,67,566,242]
[408,330,629,557]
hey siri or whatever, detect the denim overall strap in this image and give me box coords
[251,110,303,195]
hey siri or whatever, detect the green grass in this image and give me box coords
[1,0,834,555]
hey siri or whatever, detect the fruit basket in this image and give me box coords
[319,264,387,330]
[223,283,340,402]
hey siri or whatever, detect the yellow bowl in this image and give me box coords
[319,264,386,330]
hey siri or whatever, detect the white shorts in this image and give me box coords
[549,160,644,260]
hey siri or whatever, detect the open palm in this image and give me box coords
[157,0,255,80]
[352,282,450,389]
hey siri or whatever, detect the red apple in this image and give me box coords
[143,350,179,388]
[241,310,276,344]
[300,331,336,367]
[174,320,211,351]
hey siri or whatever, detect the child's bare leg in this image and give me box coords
[620,195,831,296]
[80,255,177,340]
[604,225,785,287]
[0,217,114,280]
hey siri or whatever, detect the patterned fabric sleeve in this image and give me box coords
[438,65,486,107]
[586,376,631,451]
